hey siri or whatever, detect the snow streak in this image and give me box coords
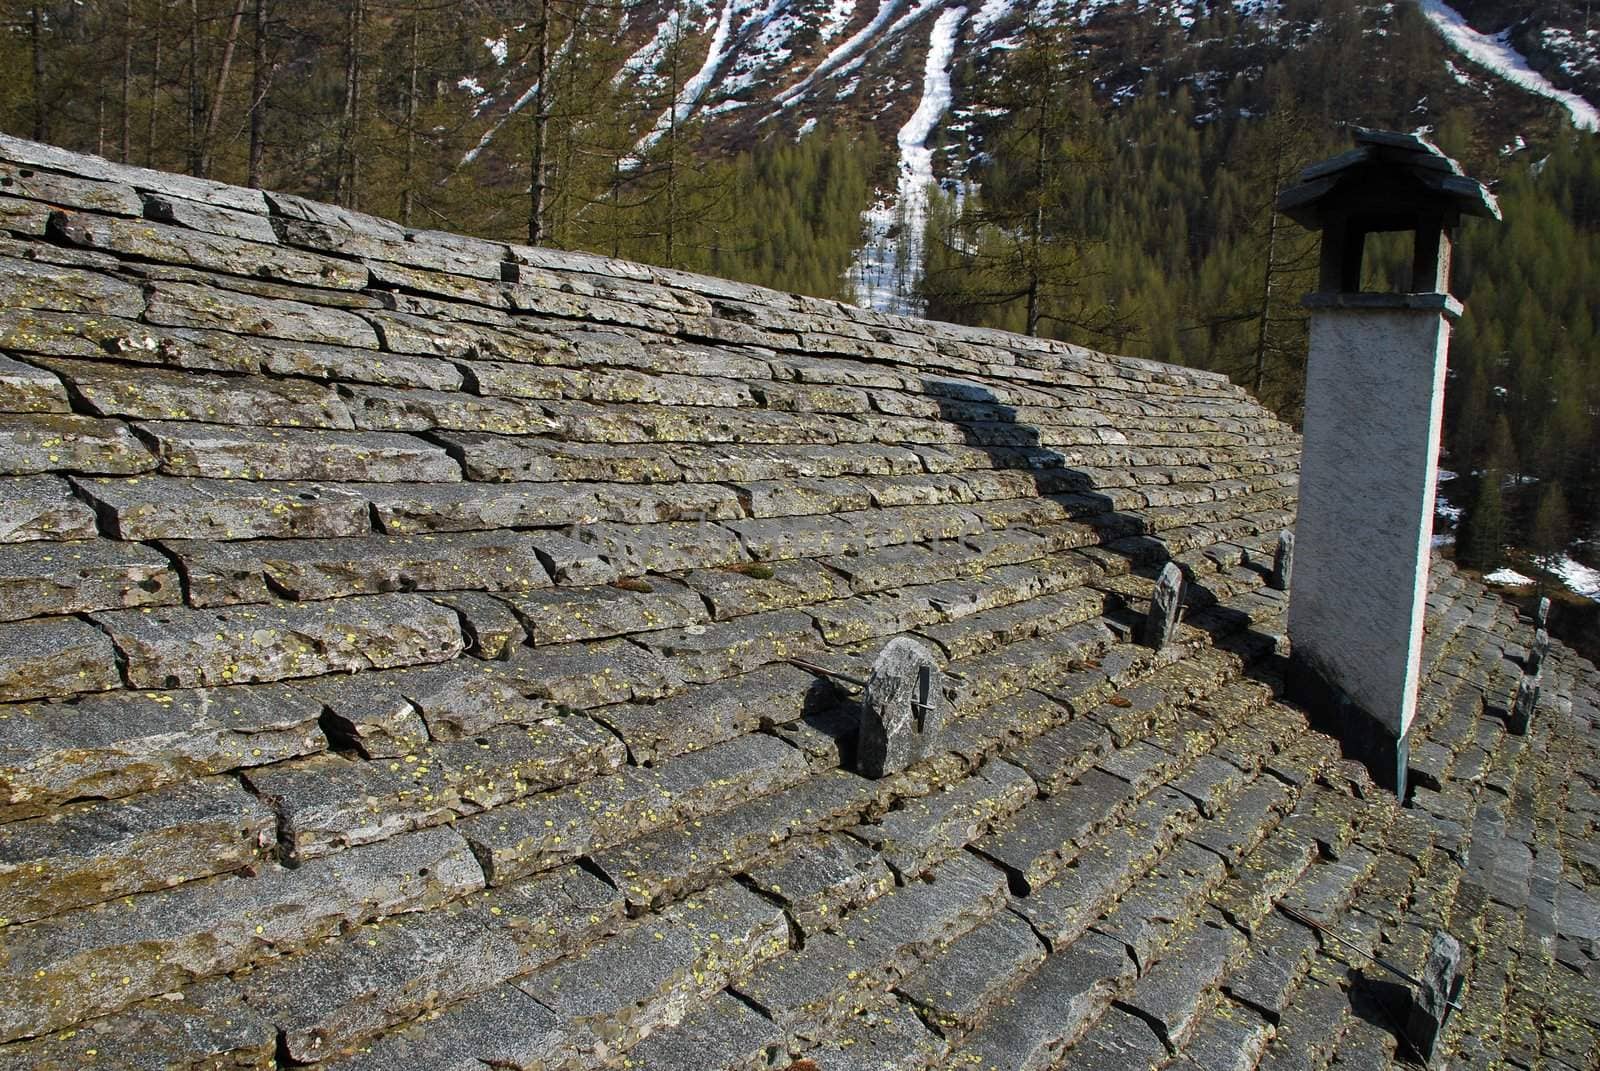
[773,0,909,108]
[851,5,966,314]
[1420,0,1600,131]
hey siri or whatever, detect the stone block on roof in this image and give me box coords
[76,474,371,540]
[593,661,832,763]
[245,715,624,861]
[0,776,275,925]
[137,421,459,481]
[95,594,462,689]
[0,537,177,621]
[0,354,67,413]
[431,589,527,660]
[460,732,807,886]
[313,981,566,1071]
[896,908,1048,1036]
[591,767,877,910]
[745,832,896,937]
[168,530,546,607]
[0,682,323,821]
[0,475,98,542]
[440,430,682,483]
[0,976,276,1071]
[575,518,747,574]
[616,990,782,1071]
[343,382,553,435]
[681,559,847,621]
[973,768,1136,894]
[950,930,1135,1071]
[0,253,144,316]
[511,880,787,1058]
[144,281,379,347]
[0,615,121,704]
[637,608,820,684]
[49,210,367,289]
[0,412,156,475]
[498,577,705,645]
[854,759,1038,880]
[0,825,483,1043]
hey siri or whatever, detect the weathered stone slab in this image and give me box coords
[50,211,366,289]
[0,253,144,316]
[75,475,370,540]
[141,191,276,241]
[0,682,324,821]
[0,354,66,413]
[0,777,275,925]
[1094,843,1229,971]
[1007,717,1114,796]
[591,768,876,910]
[144,281,379,348]
[672,442,924,483]
[745,832,896,936]
[0,412,156,475]
[0,976,277,1071]
[526,529,619,585]
[343,382,552,435]
[0,476,98,543]
[431,590,528,660]
[1011,792,1192,951]
[0,159,142,216]
[168,530,547,607]
[1120,918,1246,1049]
[94,594,463,688]
[242,862,622,1064]
[574,518,748,574]
[682,559,848,620]
[137,421,458,482]
[946,932,1135,1071]
[0,615,121,704]
[895,909,1049,1035]
[458,732,807,886]
[618,990,782,1071]
[512,881,788,1063]
[724,514,857,561]
[636,608,819,683]
[512,637,686,709]
[593,661,827,764]
[0,538,177,621]
[363,481,602,534]
[854,759,1037,879]
[971,768,1135,893]
[244,716,622,861]
[439,430,682,483]
[497,577,706,644]
[0,826,483,1042]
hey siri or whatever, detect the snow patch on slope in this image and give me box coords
[775,0,909,108]
[633,0,743,158]
[851,5,966,314]
[1420,0,1599,131]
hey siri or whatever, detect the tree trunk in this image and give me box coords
[335,0,363,208]
[30,5,47,142]
[147,7,164,166]
[528,0,550,244]
[1252,141,1286,396]
[401,12,419,224]
[247,0,267,186]
[199,0,247,179]
[121,1,134,162]
[187,0,203,175]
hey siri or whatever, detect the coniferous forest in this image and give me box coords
[1,0,1596,648]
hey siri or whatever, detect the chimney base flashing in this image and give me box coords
[1287,652,1411,798]
[1302,291,1463,320]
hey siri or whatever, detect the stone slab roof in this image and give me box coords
[0,132,1596,1071]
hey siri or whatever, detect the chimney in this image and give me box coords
[1278,129,1500,796]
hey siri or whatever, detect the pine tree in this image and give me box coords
[1531,483,1572,567]
[1460,471,1508,570]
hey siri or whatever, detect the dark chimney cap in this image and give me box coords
[1279,127,1501,230]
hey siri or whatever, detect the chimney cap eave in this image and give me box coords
[1278,128,1501,229]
